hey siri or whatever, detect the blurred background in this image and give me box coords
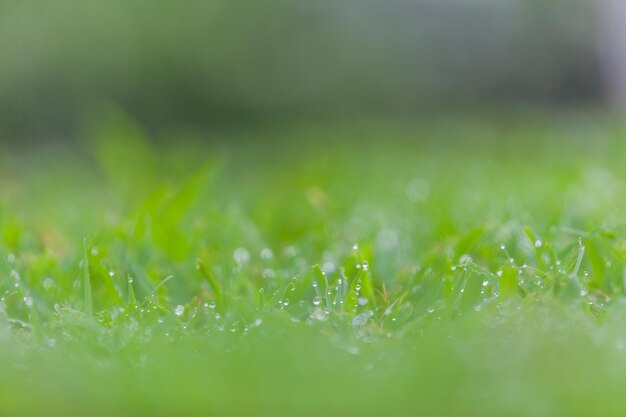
[1,0,625,141]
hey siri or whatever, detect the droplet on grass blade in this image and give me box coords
[351,310,374,326]
[23,296,33,308]
[233,247,250,265]
[174,305,184,316]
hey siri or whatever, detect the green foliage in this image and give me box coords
[2,117,626,415]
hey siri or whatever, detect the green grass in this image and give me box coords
[2,113,626,416]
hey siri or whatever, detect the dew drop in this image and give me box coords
[351,310,374,326]
[362,261,369,271]
[353,243,359,250]
[174,305,184,316]
[43,277,54,291]
[313,296,321,306]
[233,247,250,265]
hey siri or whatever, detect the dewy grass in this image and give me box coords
[2,115,626,416]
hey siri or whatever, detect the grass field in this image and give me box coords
[2,112,626,416]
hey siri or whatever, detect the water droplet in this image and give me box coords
[310,308,328,321]
[355,263,361,269]
[43,277,54,291]
[496,270,503,277]
[174,305,184,316]
[23,296,33,307]
[451,265,457,271]
[258,288,265,294]
[283,245,298,257]
[108,270,115,277]
[426,307,435,314]
[233,247,250,265]
[362,261,369,271]
[128,277,134,284]
[262,268,275,279]
[312,282,318,288]
[203,302,209,308]
[91,247,98,256]
[353,243,359,250]
[500,244,506,250]
[534,240,543,248]
[459,254,472,264]
[482,280,489,287]
[208,301,216,309]
[357,297,368,306]
[583,270,589,277]
[313,296,321,306]
[282,298,290,306]
[351,310,374,326]
[260,248,273,259]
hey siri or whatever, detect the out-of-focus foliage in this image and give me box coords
[0,0,599,137]
[2,116,626,415]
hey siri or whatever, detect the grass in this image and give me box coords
[2,111,626,416]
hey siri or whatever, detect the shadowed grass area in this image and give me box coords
[1,114,626,416]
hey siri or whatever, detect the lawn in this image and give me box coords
[1,111,626,416]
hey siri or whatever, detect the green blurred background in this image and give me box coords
[1,0,622,140]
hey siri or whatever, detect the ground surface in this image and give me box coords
[1,113,626,416]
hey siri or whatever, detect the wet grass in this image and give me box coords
[2,113,626,416]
